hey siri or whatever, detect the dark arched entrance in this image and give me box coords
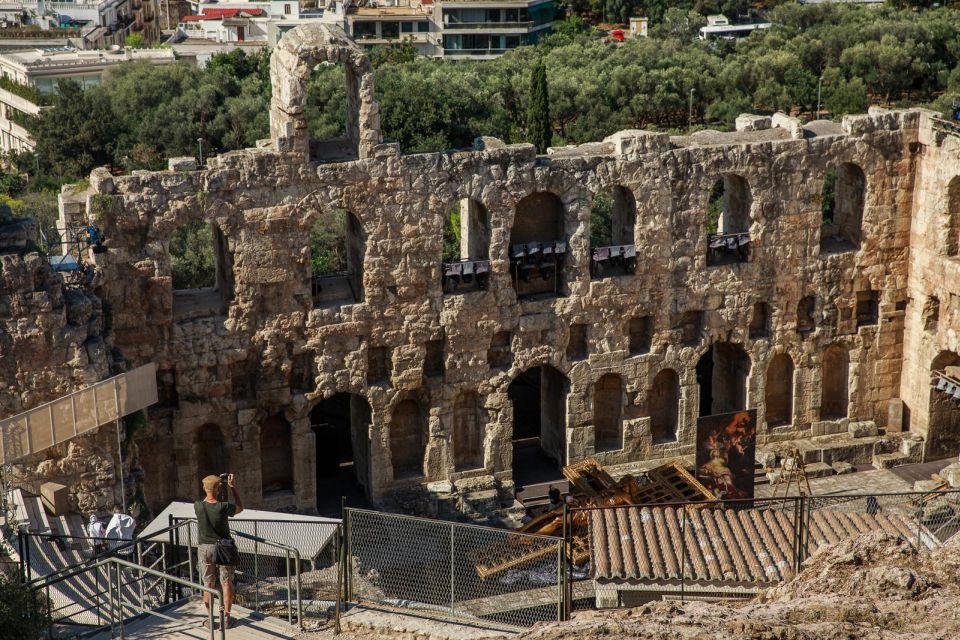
[696,342,751,417]
[310,393,372,514]
[929,351,960,459]
[508,365,569,491]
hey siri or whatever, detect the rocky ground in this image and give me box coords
[520,531,960,640]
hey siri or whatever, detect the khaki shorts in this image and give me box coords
[198,544,236,585]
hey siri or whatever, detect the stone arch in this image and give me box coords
[821,344,850,420]
[696,342,751,416]
[510,191,567,298]
[928,351,960,458]
[195,423,228,484]
[765,353,794,427]
[590,185,637,278]
[707,174,752,235]
[821,163,866,251]
[453,390,485,470]
[310,392,372,508]
[593,373,623,452]
[945,176,960,257]
[260,414,293,494]
[649,369,680,444]
[391,398,426,479]
[310,209,366,307]
[269,24,381,159]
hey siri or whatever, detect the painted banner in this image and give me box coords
[695,409,757,500]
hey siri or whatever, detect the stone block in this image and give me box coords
[848,420,878,438]
[831,461,855,475]
[938,462,960,488]
[168,157,198,172]
[804,462,835,478]
[873,452,910,470]
[41,482,70,516]
[887,398,904,433]
[735,114,771,132]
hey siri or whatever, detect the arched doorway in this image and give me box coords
[696,342,751,416]
[593,373,623,452]
[391,399,426,479]
[765,353,795,427]
[510,192,566,298]
[310,393,372,514]
[649,369,680,443]
[820,344,849,420]
[508,365,569,489]
[928,351,960,458]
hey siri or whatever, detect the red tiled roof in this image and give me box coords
[589,505,936,584]
[181,8,264,21]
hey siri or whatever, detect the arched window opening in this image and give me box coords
[797,295,816,337]
[195,423,227,484]
[260,414,293,494]
[649,369,680,444]
[508,365,569,484]
[946,177,960,257]
[305,60,362,162]
[510,192,567,299]
[697,342,751,417]
[749,302,770,339]
[590,186,637,278]
[453,391,485,470]
[443,198,491,294]
[765,354,794,427]
[171,221,233,320]
[820,344,849,420]
[311,393,372,512]
[821,163,865,253]
[706,175,751,266]
[391,399,425,479]
[593,374,623,452]
[929,351,960,458]
[311,210,365,308]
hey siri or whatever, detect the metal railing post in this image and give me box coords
[344,508,352,602]
[449,524,455,616]
[187,521,194,586]
[560,503,567,622]
[255,520,260,613]
[137,542,145,611]
[679,506,687,605]
[45,582,52,640]
[286,549,293,626]
[295,548,303,629]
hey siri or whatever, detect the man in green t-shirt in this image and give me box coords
[195,473,244,628]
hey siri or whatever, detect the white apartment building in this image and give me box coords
[0,46,174,152]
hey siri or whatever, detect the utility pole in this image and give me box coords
[816,74,824,120]
[688,87,696,130]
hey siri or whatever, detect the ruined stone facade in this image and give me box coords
[31,24,960,515]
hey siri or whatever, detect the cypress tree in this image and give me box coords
[527,61,552,154]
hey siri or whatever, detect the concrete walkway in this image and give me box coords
[87,600,299,639]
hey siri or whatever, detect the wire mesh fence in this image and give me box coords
[345,507,563,629]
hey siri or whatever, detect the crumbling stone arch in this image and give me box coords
[195,423,228,483]
[269,24,381,159]
[821,344,850,420]
[708,174,752,235]
[945,176,960,257]
[696,341,751,417]
[765,353,795,427]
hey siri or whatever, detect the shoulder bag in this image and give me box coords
[197,501,239,566]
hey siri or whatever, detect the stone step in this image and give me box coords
[873,451,911,470]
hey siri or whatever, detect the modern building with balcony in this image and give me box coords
[437,0,554,59]
[0,46,175,153]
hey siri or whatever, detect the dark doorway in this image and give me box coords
[311,393,372,515]
[508,365,569,492]
[696,342,751,417]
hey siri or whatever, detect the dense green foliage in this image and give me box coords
[170,220,215,289]
[528,61,553,153]
[0,573,49,640]
[310,210,348,275]
[589,192,612,248]
[14,5,960,185]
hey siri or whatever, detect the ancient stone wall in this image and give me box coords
[44,25,958,516]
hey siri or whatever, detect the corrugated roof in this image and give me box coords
[590,505,934,584]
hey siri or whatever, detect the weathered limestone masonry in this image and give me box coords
[0,202,116,514]
[47,24,959,516]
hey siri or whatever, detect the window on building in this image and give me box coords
[401,21,413,33]
[749,302,770,339]
[353,21,376,38]
[382,21,400,39]
[856,290,879,327]
[284,3,291,14]
[310,210,365,308]
[590,186,637,279]
[424,338,444,378]
[170,220,233,319]
[567,324,588,361]
[628,316,651,355]
[368,346,391,384]
[416,21,428,32]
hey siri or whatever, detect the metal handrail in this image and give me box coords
[172,517,304,629]
[32,555,225,640]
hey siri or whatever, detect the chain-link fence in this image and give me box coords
[344,508,563,629]
[170,517,341,627]
[567,490,960,612]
